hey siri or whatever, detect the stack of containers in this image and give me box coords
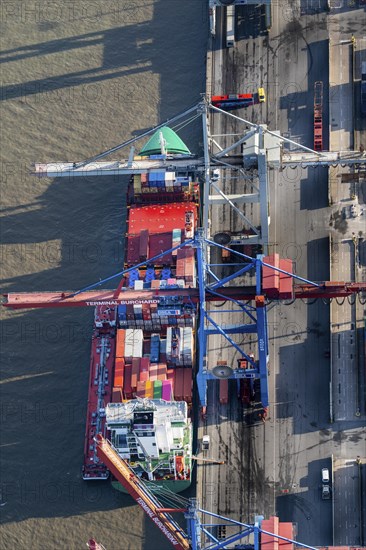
[124,329,143,360]
[165,171,175,192]
[113,329,126,402]
[166,327,193,366]
[118,302,193,331]
[162,380,173,400]
[150,334,160,363]
[139,229,149,261]
[183,368,193,403]
[140,173,148,193]
[132,172,197,199]
[181,327,193,366]
[153,380,162,399]
[174,368,185,400]
[131,358,140,394]
[117,305,127,327]
[166,327,179,365]
[139,357,150,381]
[176,247,196,287]
[133,174,142,194]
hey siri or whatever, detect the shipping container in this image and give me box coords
[145,380,153,399]
[157,363,167,380]
[112,387,123,403]
[114,357,125,388]
[131,358,140,392]
[136,380,146,398]
[115,329,126,358]
[123,364,132,399]
[149,363,158,381]
[183,367,193,403]
[162,380,173,401]
[139,357,150,381]
[174,368,185,400]
[153,380,163,399]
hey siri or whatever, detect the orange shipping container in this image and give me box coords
[114,357,125,388]
[157,363,167,381]
[149,363,158,381]
[115,329,126,358]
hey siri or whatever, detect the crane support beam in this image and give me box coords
[95,435,191,550]
[282,151,366,166]
[3,282,366,309]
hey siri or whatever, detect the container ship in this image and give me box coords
[82,127,200,493]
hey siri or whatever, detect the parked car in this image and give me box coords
[202,435,210,451]
[258,87,266,103]
[321,468,330,484]
[322,485,331,500]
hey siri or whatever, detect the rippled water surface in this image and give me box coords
[0,1,207,548]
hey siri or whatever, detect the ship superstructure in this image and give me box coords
[106,399,192,491]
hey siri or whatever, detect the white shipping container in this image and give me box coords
[165,172,175,181]
[125,328,143,357]
[134,280,144,290]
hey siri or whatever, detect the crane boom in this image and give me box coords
[94,435,191,550]
[3,281,366,309]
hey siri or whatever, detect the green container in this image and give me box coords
[153,379,162,399]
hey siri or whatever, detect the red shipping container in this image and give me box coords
[279,259,294,299]
[136,380,146,398]
[112,387,123,403]
[131,358,140,391]
[139,357,150,381]
[123,364,132,398]
[149,233,173,264]
[143,339,150,356]
[140,370,149,382]
[115,330,125,358]
[219,379,229,405]
[139,229,149,260]
[183,368,192,403]
[142,304,151,320]
[174,368,184,400]
[262,254,280,294]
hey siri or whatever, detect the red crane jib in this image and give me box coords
[94,435,190,550]
[3,254,366,308]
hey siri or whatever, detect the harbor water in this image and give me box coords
[0,1,207,548]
